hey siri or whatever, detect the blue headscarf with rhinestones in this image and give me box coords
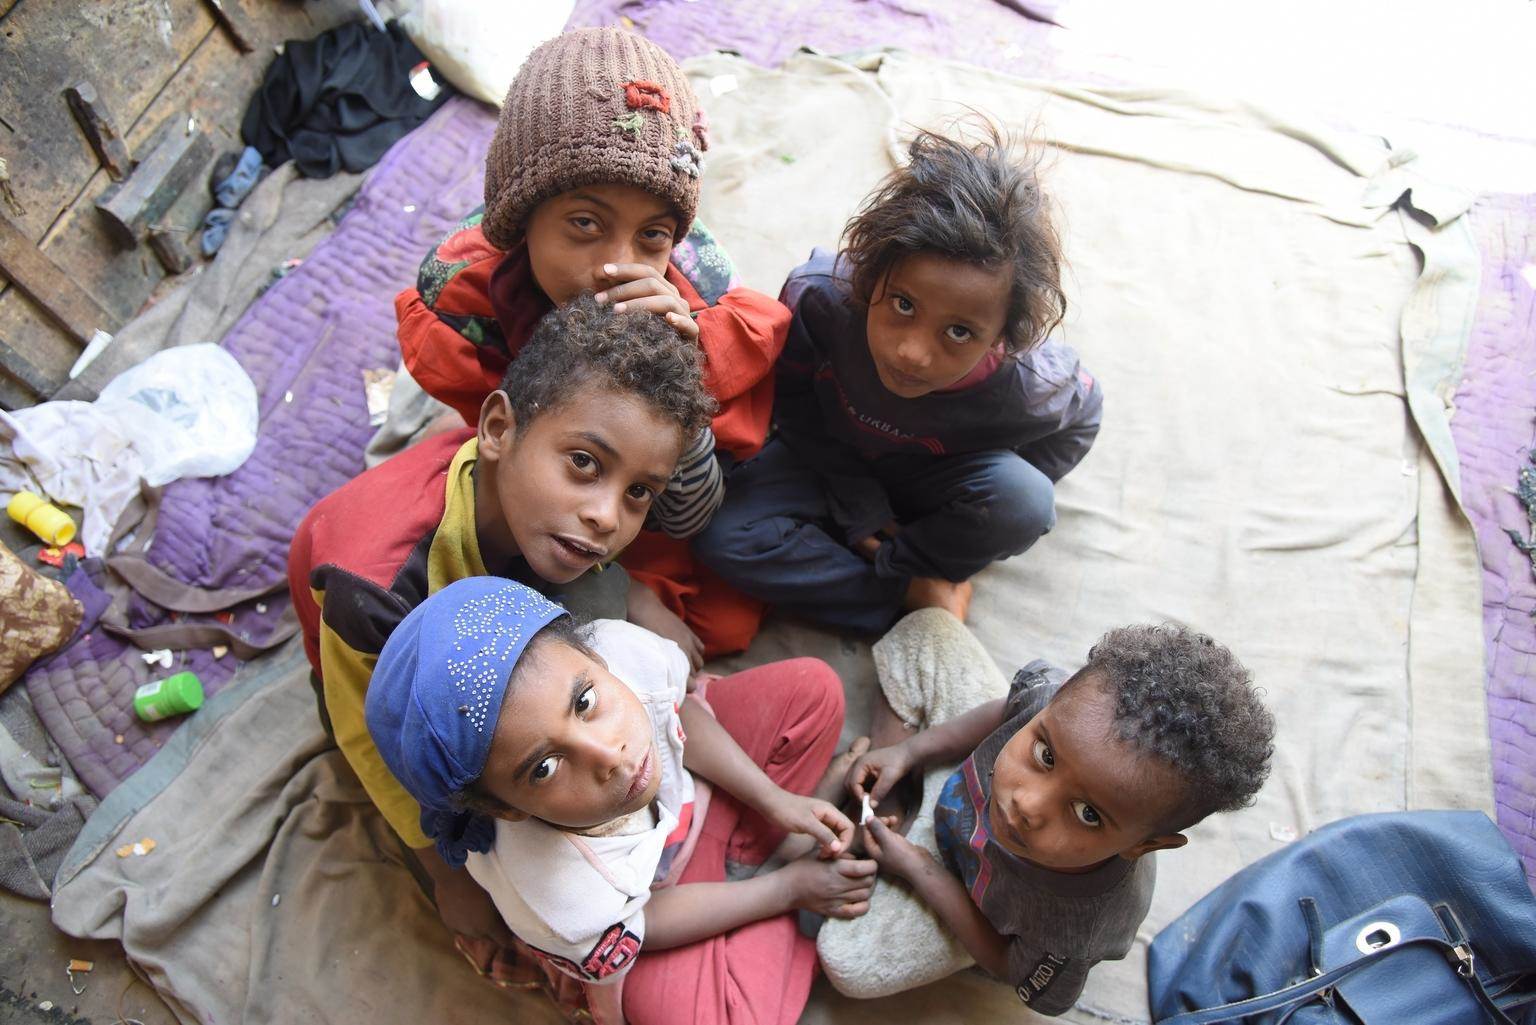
[366,576,569,866]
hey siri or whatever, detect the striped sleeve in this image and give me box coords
[647,426,724,539]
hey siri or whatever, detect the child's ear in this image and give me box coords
[478,391,517,458]
[1123,832,1187,861]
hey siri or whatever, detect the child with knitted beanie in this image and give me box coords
[395,27,785,664]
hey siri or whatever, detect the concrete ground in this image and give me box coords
[2,2,1530,1023]
[0,897,176,1025]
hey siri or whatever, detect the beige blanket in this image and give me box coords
[52,50,1489,1025]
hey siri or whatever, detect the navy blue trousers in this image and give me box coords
[693,439,1056,633]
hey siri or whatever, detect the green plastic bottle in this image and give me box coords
[133,671,204,722]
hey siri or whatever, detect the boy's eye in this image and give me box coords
[531,756,558,782]
[890,295,915,316]
[1032,738,1054,769]
[626,484,654,502]
[640,227,673,244]
[569,216,600,233]
[1072,800,1102,828]
[570,452,598,475]
[944,325,973,343]
[575,685,597,716]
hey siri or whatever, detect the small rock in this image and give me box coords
[272,894,281,907]
[114,734,124,744]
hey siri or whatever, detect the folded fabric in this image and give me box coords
[0,680,94,899]
[241,21,452,178]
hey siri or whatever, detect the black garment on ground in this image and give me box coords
[242,21,451,179]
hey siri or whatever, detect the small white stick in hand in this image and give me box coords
[860,792,874,825]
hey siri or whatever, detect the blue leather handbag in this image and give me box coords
[1147,811,1536,1024]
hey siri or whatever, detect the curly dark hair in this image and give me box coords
[1074,624,1275,833]
[498,294,716,438]
[840,122,1066,354]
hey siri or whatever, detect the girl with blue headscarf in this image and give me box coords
[366,577,875,1025]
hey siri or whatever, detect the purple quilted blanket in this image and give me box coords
[1455,194,1536,877]
[25,98,498,794]
[570,0,1069,79]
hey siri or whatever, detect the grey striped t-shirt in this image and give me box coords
[933,663,1157,1015]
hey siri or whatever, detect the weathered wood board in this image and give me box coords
[0,0,362,406]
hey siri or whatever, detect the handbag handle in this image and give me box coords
[1156,935,1518,1025]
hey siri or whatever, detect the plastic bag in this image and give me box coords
[97,344,259,486]
[400,0,574,107]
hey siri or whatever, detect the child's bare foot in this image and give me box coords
[815,737,870,804]
[763,739,872,869]
[903,577,973,621]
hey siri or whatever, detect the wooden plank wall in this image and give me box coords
[0,0,360,409]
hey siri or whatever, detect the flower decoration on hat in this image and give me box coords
[623,80,670,113]
[613,111,645,139]
[670,131,703,179]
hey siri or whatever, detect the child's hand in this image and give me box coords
[687,670,722,694]
[862,815,933,881]
[651,607,705,671]
[626,584,705,670]
[765,790,855,858]
[594,263,699,343]
[779,854,877,919]
[434,868,514,944]
[845,741,914,806]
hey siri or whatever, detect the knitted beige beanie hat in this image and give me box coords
[482,27,706,250]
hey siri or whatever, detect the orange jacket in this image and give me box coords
[395,212,788,460]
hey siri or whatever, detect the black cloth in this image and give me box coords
[694,438,1055,633]
[242,21,451,179]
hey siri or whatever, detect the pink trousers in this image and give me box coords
[621,657,846,1025]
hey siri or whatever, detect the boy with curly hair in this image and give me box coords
[814,610,1275,1013]
[289,295,716,944]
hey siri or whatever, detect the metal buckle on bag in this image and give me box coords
[1354,921,1402,955]
[1449,942,1476,978]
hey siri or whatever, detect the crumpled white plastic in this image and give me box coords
[0,344,259,555]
